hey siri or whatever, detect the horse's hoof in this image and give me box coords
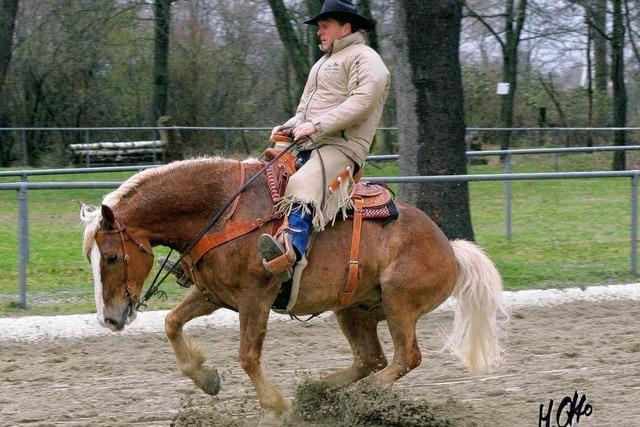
[198,368,221,396]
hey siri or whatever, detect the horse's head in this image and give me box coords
[81,204,154,331]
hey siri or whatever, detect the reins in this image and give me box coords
[136,140,300,311]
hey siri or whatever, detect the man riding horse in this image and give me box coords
[160,0,389,288]
[83,2,505,419]
[258,0,390,282]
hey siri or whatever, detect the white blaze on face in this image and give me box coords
[90,243,106,326]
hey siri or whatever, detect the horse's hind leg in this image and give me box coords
[322,305,387,387]
[165,287,221,396]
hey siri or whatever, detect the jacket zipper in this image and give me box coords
[303,54,330,122]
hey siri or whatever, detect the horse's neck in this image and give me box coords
[116,160,238,250]
[117,160,269,252]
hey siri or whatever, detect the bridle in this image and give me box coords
[95,216,154,306]
[96,139,301,312]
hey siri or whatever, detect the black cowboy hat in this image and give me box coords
[304,0,375,31]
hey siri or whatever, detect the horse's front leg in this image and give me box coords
[165,287,222,396]
[238,289,290,426]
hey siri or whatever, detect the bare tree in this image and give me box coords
[0,0,19,165]
[569,0,608,126]
[305,0,323,62]
[0,0,19,96]
[267,0,310,94]
[151,0,174,124]
[357,0,379,52]
[465,0,528,152]
[612,0,627,169]
[591,0,608,94]
[395,0,474,240]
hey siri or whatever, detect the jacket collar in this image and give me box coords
[324,31,365,55]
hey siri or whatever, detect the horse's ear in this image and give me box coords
[100,204,115,228]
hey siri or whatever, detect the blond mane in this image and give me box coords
[80,157,227,260]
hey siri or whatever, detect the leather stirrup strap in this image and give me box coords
[340,197,364,305]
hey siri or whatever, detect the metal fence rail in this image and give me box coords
[6,143,640,243]
[4,126,640,167]
[2,169,640,309]
[367,145,640,162]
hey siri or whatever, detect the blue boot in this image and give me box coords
[287,204,313,261]
[258,204,313,282]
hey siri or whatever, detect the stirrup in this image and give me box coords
[157,256,193,288]
[258,234,295,282]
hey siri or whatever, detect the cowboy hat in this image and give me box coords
[304,0,375,31]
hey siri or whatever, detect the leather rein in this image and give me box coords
[135,141,300,311]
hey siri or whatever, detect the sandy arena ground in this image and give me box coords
[0,286,638,426]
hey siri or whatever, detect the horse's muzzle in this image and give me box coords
[103,303,135,331]
[104,316,125,331]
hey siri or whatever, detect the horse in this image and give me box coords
[80,156,507,425]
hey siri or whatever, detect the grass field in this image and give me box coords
[1,149,639,316]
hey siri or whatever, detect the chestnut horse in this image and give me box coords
[80,157,506,425]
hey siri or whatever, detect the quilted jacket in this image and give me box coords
[283,31,390,166]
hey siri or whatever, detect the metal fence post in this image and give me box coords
[632,172,639,275]
[21,174,29,261]
[17,182,29,309]
[84,129,91,167]
[504,153,512,240]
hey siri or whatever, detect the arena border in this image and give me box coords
[0,283,638,342]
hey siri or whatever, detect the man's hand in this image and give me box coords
[271,125,289,137]
[270,125,292,142]
[293,123,317,141]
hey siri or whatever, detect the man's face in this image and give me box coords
[317,18,352,52]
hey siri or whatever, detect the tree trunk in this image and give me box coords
[0,0,19,97]
[0,0,19,166]
[499,0,527,153]
[611,0,627,170]
[586,10,593,147]
[592,0,607,94]
[151,0,172,125]
[282,52,295,116]
[268,0,310,94]
[357,0,379,52]
[394,0,474,240]
[306,0,323,63]
[592,0,608,128]
[499,50,517,151]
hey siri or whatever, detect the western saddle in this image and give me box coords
[179,138,397,308]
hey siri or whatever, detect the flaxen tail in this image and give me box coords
[445,239,508,374]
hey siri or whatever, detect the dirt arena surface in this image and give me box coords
[1,299,638,426]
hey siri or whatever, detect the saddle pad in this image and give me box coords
[347,199,399,221]
[351,183,398,221]
[363,200,399,220]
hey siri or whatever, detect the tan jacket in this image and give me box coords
[283,31,390,166]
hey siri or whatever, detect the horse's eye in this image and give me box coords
[105,254,118,264]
